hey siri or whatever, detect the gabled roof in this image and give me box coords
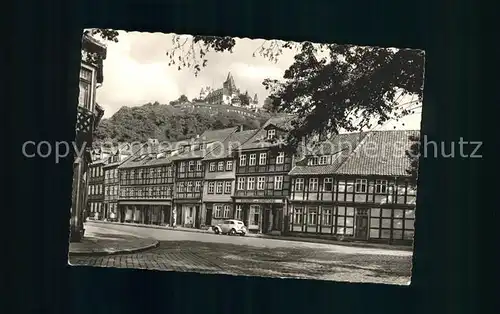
[289,130,420,177]
[336,130,420,177]
[289,133,368,176]
[199,127,238,143]
[117,139,191,169]
[203,129,257,161]
[171,127,238,161]
[104,143,142,168]
[239,116,296,151]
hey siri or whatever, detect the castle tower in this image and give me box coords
[253,94,259,105]
[223,72,237,95]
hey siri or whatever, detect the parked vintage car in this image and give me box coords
[212,220,247,236]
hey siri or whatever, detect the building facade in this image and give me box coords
[286,130,418,245]
[201,129,256,227]
[171,127,238,228]
[70,34,106,242]
[232,116,295,234]
[116,140,175,225]
[87,116,418,246]
[87,159,105,220]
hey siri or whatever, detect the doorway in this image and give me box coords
[355,208,369,239]
[205,206,213,226]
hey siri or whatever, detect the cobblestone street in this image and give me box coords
[70,222,413,285]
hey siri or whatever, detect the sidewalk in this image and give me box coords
[90,220,413,252]
[68,224,159,257]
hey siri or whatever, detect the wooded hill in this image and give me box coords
[93,102,272,146]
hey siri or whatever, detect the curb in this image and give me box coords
[259,235,414,252]
[69,239,160,257]
[88,220,412,251]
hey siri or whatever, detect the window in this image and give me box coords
[355,179,367,193]
[293,208,303,224]
[276,152,285,164]
[226,160,233,171]
[195,181,201,192]
[105,186,109,196]
[235,205,243,220]
[375,180,388,193]
[105,171,109,179]
[257,177,265,190]
[267,129,276,140]
[179,162,186,172]
[319,155,331,165]
[307,207,318,225]
[323,178,334,191]
[187,181,193,192]
[196,160,202,171]
[215,181,223,194]
[178,182,185,193]
[322,207,332,225]
[223,205,231,218]
[78,67,92,110]
[167,167,173,177]
[309,178,319,191]
[237,177,245,190]
[208,182,215,194]
[214,205,222,218]
[188,161,195,172]
[224,181,232,194]
[294,178,304,191]
[239,155,247,166]
[259,153,267,165]
[249,154,256,166]
[217,161,224,171]
[274,176,283,190]
[247,177,255,190]
[308,157,319,166]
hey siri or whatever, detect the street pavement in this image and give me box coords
[69,222,413,285]
[68,224,159,256]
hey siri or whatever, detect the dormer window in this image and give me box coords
[307,156,319,166]
[319,155,331,165]
[267,129,276,140]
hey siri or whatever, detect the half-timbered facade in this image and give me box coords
[70,34,106,242]
[287,130,418,245]
[233,116,295,234]
[87,158,105,220]
[117,140,177,225]
[172,127,238,228]
[201,129,256,227]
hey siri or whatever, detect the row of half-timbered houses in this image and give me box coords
[86,116,418,245]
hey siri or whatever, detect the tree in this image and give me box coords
[405,134,421,187]
[238,94,250,107]
[179,94,189,103]
[262,97,276,113]
[165,36,425,152]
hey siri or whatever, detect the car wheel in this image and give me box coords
[214,228,220,235]
[229,229,236,236]
[240,232,246,236]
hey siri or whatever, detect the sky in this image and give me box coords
[94,30,422,130]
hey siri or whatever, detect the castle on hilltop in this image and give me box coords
[198,72,259,110]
